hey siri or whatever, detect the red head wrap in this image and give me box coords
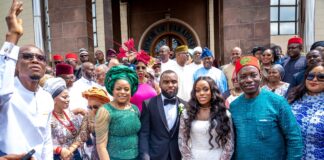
[136,50,151,65]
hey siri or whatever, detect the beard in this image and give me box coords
[30,75,41,81]
[161,88,178,99]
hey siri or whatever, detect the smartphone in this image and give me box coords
[21,149,35,160]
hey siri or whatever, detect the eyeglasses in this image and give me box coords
[20,52,46,62]
[80,54,89,57]
[306,72,324,82]
[136,66,146,70]
[87,105,99,110]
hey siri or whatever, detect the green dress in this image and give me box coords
[229,89,303,160]
[103,103,141,160]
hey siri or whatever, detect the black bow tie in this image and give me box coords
[164,98,177,106]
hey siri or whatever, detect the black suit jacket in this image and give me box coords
[139,94,186,160]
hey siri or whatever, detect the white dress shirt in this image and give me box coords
[0,42,53,160]
[69,77,102,110]
[161,94,178,131]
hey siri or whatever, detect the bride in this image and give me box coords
[179,76,234,160]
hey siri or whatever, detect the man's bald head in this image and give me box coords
[231,47,242,64]
[82,62,95,81]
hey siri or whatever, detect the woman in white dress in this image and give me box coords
[179,76,234,160]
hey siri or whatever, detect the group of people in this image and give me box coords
[0,0,324,160]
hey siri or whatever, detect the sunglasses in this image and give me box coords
[20,52,46,62]
[136,66,146,70]
[306,72,324,82]
[54,61,62,65]
[87,105,99,110]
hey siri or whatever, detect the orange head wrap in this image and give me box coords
[82,87,110,103]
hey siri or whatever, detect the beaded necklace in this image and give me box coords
[52,111,77,136]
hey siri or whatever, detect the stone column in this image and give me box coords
[103,0,121,51]
[48,0,94,59]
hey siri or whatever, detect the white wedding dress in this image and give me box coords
[189,120,224,160]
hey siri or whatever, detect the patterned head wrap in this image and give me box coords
[175,45,188,53]
[43,77,67,98]
[82,87,110,103]
[105,65,138,96]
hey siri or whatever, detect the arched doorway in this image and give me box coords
[152,33,186,56]
[139,19,200,57]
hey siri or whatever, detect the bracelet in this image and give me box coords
[55,147,62,154]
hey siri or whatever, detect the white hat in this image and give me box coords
[193,46,202,54]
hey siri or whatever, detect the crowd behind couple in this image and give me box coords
[1,0,324,160]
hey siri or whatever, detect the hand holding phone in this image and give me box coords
[21,149,35,160]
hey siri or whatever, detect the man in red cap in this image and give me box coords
[282,36,306,84]
[52,53,63,66]
[65,52,82,80]
[55,63,75,89]
[229,56,302,160]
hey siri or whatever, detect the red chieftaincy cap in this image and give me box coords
[52,54,63,61]
[288,36,303,46]
[235,56,261,74]
[65,53,78,61]
[55,63,74,76]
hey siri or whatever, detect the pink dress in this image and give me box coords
[130,83,157,112]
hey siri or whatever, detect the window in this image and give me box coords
[270,0,298,35]
[92,0,98,47]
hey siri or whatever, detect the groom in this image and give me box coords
[139,70,186,160]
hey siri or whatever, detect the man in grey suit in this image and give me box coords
[139,70,186,160]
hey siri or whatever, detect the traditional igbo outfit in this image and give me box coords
[193,48,228,94]
[291,92,324,160]
[230,56,303,160]
[130,51,158,112]
[0,42,53,159]
[95,65,141,160]
[77,87,110,160]
[282,36,307,84]
[96,104,141,160]
[193,67,228,93]
[51,111,83,159]
[43,77,85,159]
[179,110,234,160]
[230,89,303,159]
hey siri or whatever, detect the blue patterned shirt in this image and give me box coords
[292,92,324,160]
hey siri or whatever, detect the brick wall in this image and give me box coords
[222,0,270,63]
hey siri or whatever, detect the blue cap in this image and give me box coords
[200,47,213,59]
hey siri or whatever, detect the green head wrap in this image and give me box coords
[105,65,139,96]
